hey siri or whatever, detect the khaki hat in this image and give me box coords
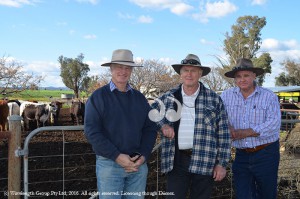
[224,58,264,78]
[171,54,211,76]
[101,49,142,67]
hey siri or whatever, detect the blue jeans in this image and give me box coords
[96,155,148,199]
[232,140,280,199]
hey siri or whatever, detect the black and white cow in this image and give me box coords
[20,101,57,130]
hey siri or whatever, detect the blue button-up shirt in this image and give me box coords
[221,86,281,148]
[109,80,132,92]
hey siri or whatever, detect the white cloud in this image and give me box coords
[25,61,60,74]
[83,34,97,39]
[205,0,237,18]
[262,38,299,50]
[129,0,193,15]
[193,0,237,23]
[138,15,153,23]
[251,0,267,6]
[260,38,300,87]
[0,0,36,7]
[200,38,215,45]
[75,0,98,5]
[118,12,135,20]
[170,3,193,15]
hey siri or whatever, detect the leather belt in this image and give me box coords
[240,142,273,153]
[179,149,193,156]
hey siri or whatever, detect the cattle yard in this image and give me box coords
[1,106,300,198]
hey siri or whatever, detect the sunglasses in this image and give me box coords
[181,59,200,65]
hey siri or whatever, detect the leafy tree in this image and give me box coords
[275,59,300,86]
[220,15,272,86]
[252,53,273,86]
[58,53,90,98]
[224,15,266,64]
[0,55,43,96]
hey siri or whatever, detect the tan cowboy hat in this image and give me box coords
[171,54,211,76]
[224,58,265,78]
[101,49,142,67]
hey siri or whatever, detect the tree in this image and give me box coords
[58,54,90,98]
[224,15,266,64]
[130,59,180,98]
[220,15,272,85]
[252,53,273,86]
[0,55,43,96]
[201,67,231,91]
[275,59,300,86]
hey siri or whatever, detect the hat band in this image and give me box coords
[181,59,200,65]
[233,65,253,70]
[112,60,135,63]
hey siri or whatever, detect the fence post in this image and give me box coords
[8,115,22,199]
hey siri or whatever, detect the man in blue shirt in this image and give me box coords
[220,58,281,199]
[84,49,158,199]
[150,54,231,199]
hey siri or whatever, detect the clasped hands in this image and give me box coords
[116,153,145,173]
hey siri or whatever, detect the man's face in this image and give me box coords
[180,65,202,87]
[110,64,133,85]
[234,70,256,90]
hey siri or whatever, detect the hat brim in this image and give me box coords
[172,64,211,76]
[101,61,142,67]
[225,68,264,78]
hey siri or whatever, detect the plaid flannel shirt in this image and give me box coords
[151,82,231,175]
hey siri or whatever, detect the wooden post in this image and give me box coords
[7,115,22,199]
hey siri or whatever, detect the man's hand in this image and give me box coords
[115,154,138,173]
[230,128,259,140]
[161,125,175,139]
[213,165,226,181]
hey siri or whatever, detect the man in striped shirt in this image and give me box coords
[220,58,281,199]
[150,54,231,199]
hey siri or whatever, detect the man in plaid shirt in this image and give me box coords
[150,54,231,199]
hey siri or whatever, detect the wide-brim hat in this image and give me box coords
[224,58,265,78]
[171,54,211,76]
[101,49,142,67]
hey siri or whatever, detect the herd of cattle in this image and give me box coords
[0,99,85,131]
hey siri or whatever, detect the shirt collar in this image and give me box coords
[109,80,133,92]
[181,82,200,97]
[233,84,260,97]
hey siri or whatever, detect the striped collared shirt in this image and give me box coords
[178,84,200,149]
[220,86,281,148]
[109,80,132,92]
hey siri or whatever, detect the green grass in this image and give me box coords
[1,89,76,102]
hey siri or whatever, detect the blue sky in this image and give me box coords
[1,0,299,88]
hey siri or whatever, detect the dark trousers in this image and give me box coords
[166,152,214,199]
[233,140,280,199]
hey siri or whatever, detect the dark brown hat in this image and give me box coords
[224,58,264,78]
[171,54,211,76]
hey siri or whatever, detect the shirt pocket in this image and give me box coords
[249,104,267,125]
[203,106,217,127]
